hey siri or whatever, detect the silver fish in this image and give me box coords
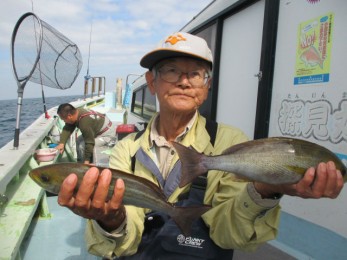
[29,163,210,235]
[173,137,347,187]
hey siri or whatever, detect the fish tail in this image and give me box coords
[171,205,211,236]
[172,142,209,188]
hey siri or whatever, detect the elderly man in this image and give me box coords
[58,32,344,259]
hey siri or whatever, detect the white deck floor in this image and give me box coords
[21,196,100,260]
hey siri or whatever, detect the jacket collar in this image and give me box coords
[139,112,213,154]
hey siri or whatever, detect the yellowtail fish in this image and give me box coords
[173,137,347,187]
[29,163,210,236]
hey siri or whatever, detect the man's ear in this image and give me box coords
[206,77,212,89]
[145,71,156,95]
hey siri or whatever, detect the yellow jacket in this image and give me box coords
[85,114,281,258]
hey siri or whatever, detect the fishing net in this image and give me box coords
[11,12,83,148]
[11,12,83,90]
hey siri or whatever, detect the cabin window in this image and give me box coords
[194,24,217,120]
[143,86,156,118]
[131,85,156,120]
[133,87,143,115]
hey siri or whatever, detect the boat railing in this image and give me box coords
[0,95,105,260]
[84,76,106,100]
[0,96,105,195]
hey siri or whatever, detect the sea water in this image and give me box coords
[0,95,83,148]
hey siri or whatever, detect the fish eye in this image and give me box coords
[40,174,50,183]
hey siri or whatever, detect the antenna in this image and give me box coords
[86,21,92,80]
[84,21,92,99]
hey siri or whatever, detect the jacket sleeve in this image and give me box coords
[85,206,145,258]
[59,123,76,144]
[84,135,147,258]
[202,124,281,251]
[202,175,281,251]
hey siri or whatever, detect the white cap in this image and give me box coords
[140,32,213,69]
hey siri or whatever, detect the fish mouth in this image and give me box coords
[29,171,58,193]
[29,171,39,183]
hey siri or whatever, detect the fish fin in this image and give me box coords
[172,142,208,188]
[171,205,211,236]
[221,141,253,154]
[221,137,293,155]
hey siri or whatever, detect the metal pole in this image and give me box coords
[41,83,50,119]
[98,77,102,97]
[84,77,89,100]
[91,77,95,99]
[103,77,106,95]
[13,89,24,149]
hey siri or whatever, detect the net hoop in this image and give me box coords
[11,12,43,90]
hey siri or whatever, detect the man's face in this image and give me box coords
[146,57,211,114]
[59,114,75,125]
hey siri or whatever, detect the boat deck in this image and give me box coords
[21,196,295,260]
[21,196,100,260]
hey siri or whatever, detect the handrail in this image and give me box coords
[84,76,106,100]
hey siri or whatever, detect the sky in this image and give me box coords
[0,0,212,100]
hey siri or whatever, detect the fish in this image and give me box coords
[173,137,347,187]
[29,163,210,236]
[300,46,324,68]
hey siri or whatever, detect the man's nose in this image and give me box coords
[177,72,191,88]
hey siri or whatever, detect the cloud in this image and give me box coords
[0,0,211,100]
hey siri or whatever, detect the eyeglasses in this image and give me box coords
[157,66,210,87]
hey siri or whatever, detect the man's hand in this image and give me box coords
[254,161,344,199]
[56,143,65,154]
[58,167,126,232]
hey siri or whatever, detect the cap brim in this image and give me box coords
[140,49,212,69]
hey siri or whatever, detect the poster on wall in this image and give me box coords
[269,5,346,162]
[294,12,334,85]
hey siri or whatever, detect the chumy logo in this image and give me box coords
[177,234,205,248]
[165,33,187,45]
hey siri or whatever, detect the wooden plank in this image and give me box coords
[0,173,45,260]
